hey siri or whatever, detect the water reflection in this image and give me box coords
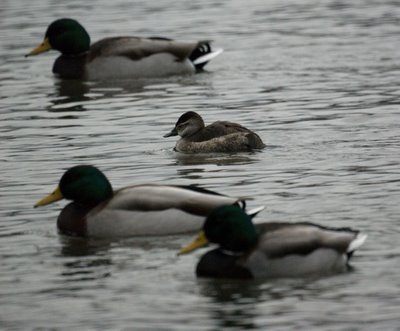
[58,236,113,257]
[172,153,261,167]
[2,0,399,328]
[93,78,154,94]
[57,235,184,282]
[58,236,113,281]
[47,79,148,112]
[197,279,263,330]
[197,277,323,330]
[45,75,213,113]
[48,79,91,112]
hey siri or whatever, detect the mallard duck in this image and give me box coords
[25,18,223,80]
[164,111,266,153]
[179,205,367,278]
[34,165,247,237]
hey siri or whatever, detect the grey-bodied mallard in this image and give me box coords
[179,205,367,278]
[34,165,248,237]
[26,18,223,80]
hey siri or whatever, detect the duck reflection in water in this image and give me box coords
[59,236,113,281]
[48,79,91,112]
[197,278,262,330]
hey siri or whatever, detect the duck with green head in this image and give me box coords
[26,18,223,80]
[34,165,248,237]
[179,205,367,278]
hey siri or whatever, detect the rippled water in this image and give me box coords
[1,0,400,329]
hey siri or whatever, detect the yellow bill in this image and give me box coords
[179,231,209,255]
[34,186,64,207]
[25,38,51,57]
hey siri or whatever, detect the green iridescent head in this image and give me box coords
[27,18,90,56]
[204,205,258,252]
[35,165,113,208]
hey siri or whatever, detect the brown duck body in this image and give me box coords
[165,112,265,153]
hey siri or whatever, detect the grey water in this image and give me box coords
[1,0,400,329]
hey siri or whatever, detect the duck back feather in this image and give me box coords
[83,184,245,237]
[242,222,366,278]
[106,184,241,214]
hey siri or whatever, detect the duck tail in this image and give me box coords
[233,201,264,216]
[190,41,223,70]
[248,206,265,218]
[347,233,367,258]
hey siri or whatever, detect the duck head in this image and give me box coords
[180,205,258,254]
[164,111,205,138]
[26,18,90,56]
[35,165,113,208]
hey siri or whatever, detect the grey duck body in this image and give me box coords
[197,222,366,279]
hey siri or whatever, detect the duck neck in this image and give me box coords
[53,53,88,79]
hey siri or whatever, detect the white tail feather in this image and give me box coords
[192,48,223,65]
[347,233,367,253]
[247,206,265,219]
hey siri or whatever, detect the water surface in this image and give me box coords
[1,0,400,329]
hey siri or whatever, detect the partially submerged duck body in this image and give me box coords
[26,19,223,80]
[34,165,247,238]
[164,111,265,153]
[180,206,367,279]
